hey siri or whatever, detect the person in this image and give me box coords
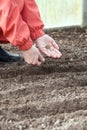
[0,0,62,65]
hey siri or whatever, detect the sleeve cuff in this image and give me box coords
[18,40,33,50]
[30,29,45,40]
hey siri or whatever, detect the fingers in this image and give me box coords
[28,59,42,66]
[30,53,45,66]
[40,48,52,57]
[51,50,58,58]
[32,60,42,66]
[53,48,62,58]
[39,47,62,59]
[23,45,45,66]
[50,49,62,58]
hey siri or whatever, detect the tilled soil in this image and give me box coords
[0,27,87,130]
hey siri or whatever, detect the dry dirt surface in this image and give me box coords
[0,27,87,130]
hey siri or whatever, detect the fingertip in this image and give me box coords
[37,61,42,66]
[42,58,45,62]
[57,53,62,58]
[58,52,62,57]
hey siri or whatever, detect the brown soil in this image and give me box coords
[0,27,87,130]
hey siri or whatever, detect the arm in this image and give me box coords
[0,0,45,65]
[0,0,32,50]
[22,0,45,40]
[22,0,62,59]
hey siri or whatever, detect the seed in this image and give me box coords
[45,45,51,49]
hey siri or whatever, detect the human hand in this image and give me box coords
[35,34,62,58]
[22,45,45,66]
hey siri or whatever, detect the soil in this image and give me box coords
[0,27,87,130]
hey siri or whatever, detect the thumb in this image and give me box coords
[52,40,59,50]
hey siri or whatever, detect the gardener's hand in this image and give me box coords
[35,34,62,58]
[22,45,45,66]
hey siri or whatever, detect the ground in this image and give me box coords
[0,27,87,130]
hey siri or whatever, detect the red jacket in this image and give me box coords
[0,0,45,50]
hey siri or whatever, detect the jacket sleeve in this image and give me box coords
[22,0,45,41]
[0,0,33,50]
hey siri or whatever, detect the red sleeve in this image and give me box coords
[22,0,45,41]
[0,0,33,50]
